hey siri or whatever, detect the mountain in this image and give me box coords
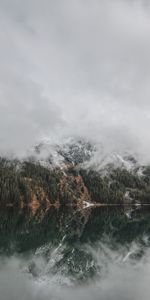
[0,138,150,212]
[32,137,96,167]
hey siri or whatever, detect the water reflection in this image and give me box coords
[1,205,150,300]
[1,206,150,253]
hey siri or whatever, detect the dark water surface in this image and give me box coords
[0,206,150,299]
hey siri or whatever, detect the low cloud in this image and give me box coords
[0,0,150,161]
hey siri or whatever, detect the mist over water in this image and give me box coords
[0,206,150,300]
[1,243,150,300]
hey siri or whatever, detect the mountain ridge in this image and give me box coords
[0,138,150,216]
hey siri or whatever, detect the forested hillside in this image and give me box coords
[1,155,150,212]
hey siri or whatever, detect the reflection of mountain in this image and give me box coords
[1,206,150,283]
[1,206,150,251]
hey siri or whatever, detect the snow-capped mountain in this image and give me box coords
[29,137,96,168]
[27,137,143,175]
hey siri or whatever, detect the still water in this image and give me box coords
[0,206,150,299]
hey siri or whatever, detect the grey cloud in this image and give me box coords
[0,0,150,161]
[0,75,64,155]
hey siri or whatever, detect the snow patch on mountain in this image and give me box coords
[24,136,146,174]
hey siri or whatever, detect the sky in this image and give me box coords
[0,0,150,161]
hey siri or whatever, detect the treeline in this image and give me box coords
[80,169,124,204]
[0,158,61,206]
[0,158,21,205]
[80,167,150,204]
[1,156,150,207]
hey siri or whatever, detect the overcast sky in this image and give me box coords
[0,0,150,160]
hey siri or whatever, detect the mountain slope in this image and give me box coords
[0,138,150,212]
